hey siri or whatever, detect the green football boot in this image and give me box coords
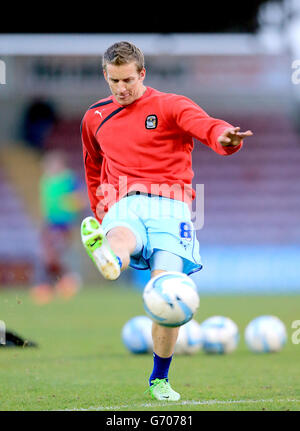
[80,216,121,281]
[147,378,181,401]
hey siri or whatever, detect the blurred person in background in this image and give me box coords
[30,150,87,304]
[80,41,253,401]
[22,99,57,152]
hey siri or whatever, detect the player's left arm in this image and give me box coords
[168,94,253,155]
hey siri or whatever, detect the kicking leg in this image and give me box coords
[106,225,137,271]
[81,216,139,280]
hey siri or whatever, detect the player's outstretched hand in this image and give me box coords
[218,127,253,147]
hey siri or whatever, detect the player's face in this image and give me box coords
[104,62,146,106]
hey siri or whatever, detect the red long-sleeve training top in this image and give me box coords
[80,86,242,222]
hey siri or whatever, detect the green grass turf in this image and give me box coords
[0,285,299,411]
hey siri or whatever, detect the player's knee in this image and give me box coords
[106,226,137,254]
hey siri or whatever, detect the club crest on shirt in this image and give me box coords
[145,114,158,129]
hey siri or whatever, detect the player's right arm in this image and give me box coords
[80,113,103,220]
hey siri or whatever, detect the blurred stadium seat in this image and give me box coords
[0,162,41,286]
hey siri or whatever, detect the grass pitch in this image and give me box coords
[0,285,299,411]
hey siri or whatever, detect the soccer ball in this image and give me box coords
[244,315,287,353]
[121,315,153,354]
[200,316,239,354]
[174,319,203,355]
[143,271,200,327]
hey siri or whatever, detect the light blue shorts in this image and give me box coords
[101,194,203,275]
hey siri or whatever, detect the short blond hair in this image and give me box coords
[102,41,145,72]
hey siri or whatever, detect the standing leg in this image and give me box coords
[148,269,181,401]
[151,269,180,358]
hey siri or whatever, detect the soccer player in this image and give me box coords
[80,41,253,401]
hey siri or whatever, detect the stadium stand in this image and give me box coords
[0,145,42,221]
[193,111,300,246]
[0,156,41,285]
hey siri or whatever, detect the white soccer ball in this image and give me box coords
[200,316,239,354]
[143,271,200,327]
[174,319,203,355]
[121,315,153,354]
[244,315,287,353]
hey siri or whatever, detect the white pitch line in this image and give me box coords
[61,398,300,411]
